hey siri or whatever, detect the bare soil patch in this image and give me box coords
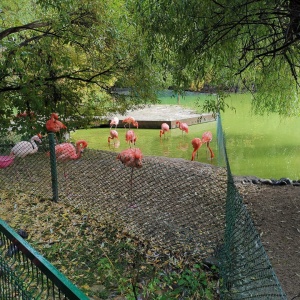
[236,180,300,299]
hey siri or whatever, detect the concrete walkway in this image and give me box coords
[105,105,216,129]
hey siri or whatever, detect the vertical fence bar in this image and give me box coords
[48,133,59,202]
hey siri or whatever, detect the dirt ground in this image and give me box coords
[1,149,299,299]
[235,180,300,299]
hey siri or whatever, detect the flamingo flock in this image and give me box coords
[107,116,214,163]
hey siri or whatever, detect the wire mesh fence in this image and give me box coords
[216,115,287,299]
[0,115,288,299]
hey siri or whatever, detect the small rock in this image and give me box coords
[260,179,273,185]
[202,256,220,268]
[17,229,28,239]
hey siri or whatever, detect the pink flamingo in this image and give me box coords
[117,148,143,207]
[0,156,14,168]
[117,148,143,169]
[125,130,137,147]
[53,140,88,161]
[108,130,119,147]
[176,121,189,135]
[201,131,214,160]
[10,134,42,178]
[10,135,42,158]
[46,113,67,133]
[123,116,139,129]
[110,117,119,129]
[160,123,170,139]
[191,138,202,161]
[50,140,88,178]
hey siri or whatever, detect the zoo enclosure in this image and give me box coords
[0,114,288,299]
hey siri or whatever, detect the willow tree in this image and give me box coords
[135,0,300,116]
[0,0,162,137]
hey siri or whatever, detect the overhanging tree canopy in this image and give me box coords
[0,0,162,137]
[135,0,300,116]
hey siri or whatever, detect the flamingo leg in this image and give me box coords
[206,142,214,160]
[129,167,136,208]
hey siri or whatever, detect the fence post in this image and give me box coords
[48,133,59,202]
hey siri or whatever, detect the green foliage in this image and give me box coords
[134,0,300,116]
[0,0,162,138]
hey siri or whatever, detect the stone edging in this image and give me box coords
[233,176,300,186]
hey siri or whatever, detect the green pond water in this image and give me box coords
[71,92,300,179]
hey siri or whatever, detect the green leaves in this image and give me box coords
[0,0,162,137]
[135,0,300,116]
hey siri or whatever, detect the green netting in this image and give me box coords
[0,115,288,299]
[216,114,287,299]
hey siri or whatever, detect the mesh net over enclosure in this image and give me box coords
[216,115,287,299]
[0,115,287,299]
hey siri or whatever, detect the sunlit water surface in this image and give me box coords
[71,93,300,179]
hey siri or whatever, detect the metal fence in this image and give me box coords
[0,219,89,299]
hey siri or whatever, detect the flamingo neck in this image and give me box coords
[30,140,38,149]
[75,144,83,159]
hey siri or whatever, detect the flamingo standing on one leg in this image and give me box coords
[176,121,189,135]
[123,116,139,129]
[108,130,119,148]
[125,130,137,147]
[110,117,119,129]
[191,138,202,161]
[160,123,170,139]
[201,131,214,160]
[117,147,143,207]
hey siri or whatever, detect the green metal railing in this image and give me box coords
[0,219,89,299]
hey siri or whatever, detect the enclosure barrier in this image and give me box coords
[0,219,89,299]
[216,115,287,299]
[0,115,289,299]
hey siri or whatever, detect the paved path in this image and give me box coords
[105,105,216,129]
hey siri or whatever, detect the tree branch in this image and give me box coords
[0,21,49,40]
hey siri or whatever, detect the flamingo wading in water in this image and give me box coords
[108,130,119,148]
[176,121,189,135]
[125,130,137,147]
[201,131,214,160]
[191,138,202,161]
[160,123,170,139]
